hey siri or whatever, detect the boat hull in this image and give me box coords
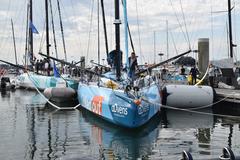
[77,83,161,128]
[17,73,78,91]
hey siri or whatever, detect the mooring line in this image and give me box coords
[26,72,80,110]
[142,92,240,119]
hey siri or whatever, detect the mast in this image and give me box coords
[98,0,100,85]
[11,19,18,65]
[49,0,58,59]
[29,0,33,64]
[25,3,30,66]
[154,31,156,64]
[57,0,67,61]
[123,0,129,69]
[114,0,121,80]
[100,0,109,57]
[45,0,50,76]
[228,0,233,58]
[166,20,169,60]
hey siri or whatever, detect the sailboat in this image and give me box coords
[17,0,78,91]
[77,0,161,128]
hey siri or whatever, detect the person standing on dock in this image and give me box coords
[189,65,199,85]
[161,65,167,82]
[208,64,215,87]
[180,65,186,75]
[44,59,49,75]
[128,52,138,81]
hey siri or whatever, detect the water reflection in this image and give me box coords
[1,89,240,160]
[155,109,215,159]
[79,109,161,159]
[1,90,10,98]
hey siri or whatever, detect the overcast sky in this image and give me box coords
[0,0,239,65]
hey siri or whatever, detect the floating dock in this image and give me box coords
[215,88,240,104]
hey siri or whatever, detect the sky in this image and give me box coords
[0,0,240,66]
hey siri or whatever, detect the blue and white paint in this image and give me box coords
[17,73,78,91]
[78,83,161,128]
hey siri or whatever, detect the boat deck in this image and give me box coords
[215,88,240,103]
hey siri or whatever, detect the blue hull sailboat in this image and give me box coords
[78,83,161,128]
[77,0,161,128]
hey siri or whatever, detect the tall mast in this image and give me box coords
[123,0,129,70]
[11,19,18,65]
[57,0,67,61]
[45,0,50,76]
[25,4,30,66]
[100,0,109,57]
[98,0,100,85]
[114,0,121,80]
[29,0,33,64]
[49,0,58,59]
[153,31,156,64]
[166,20,169,60]
[228,0,233,58]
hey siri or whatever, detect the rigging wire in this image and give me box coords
[169,0,189,49]
[38,20,46,54]
[179,0,191,49]
[17,0,29,64]
[86,0,95,65]
[135,0,144,63]
[170,30,179,55]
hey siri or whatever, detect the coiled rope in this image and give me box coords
[26,72,80,110]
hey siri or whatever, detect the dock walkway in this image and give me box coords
[215,88,240,103]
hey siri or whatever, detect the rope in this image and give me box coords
[26,72,80,110]
[194,66,209,86]
[142,91,240,119]
[161,104,240,119]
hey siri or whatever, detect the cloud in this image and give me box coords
[0,0,239,66]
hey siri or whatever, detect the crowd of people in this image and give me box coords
[32,58,52,75]
[30,50,236,89]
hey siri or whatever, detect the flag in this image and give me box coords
[53,62,60,78]
[30,21,39,34]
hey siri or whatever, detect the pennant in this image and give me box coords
[53,62,60,78]
[30,21,39,34]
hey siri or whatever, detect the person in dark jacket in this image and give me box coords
[180,65,186,75]
[35,60,40,74]
[128,52,138,81]
[189,65,199,85]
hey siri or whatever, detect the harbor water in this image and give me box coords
[0,89,240,159]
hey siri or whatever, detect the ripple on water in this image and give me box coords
[0,90,240,159]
